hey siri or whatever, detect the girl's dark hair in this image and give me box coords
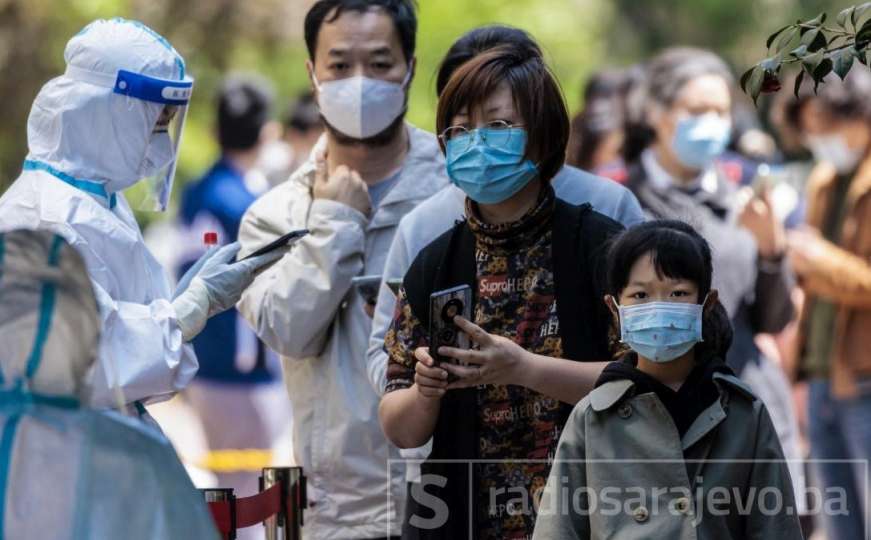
[436,46,570,183]
[436,25,541,97]
[623,47,734,164]
[605,220,733,361]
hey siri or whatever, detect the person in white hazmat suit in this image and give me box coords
[0,18,283,413]
[0,229,220,540]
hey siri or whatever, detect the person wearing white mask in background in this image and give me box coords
[0,229,220,540]
[621,47,806,509]
[782,69,871,540]
[0,19,284,421]
[236,1,448,537]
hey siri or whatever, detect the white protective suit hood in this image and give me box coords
[26,18,187,194]
[0,229,100,400]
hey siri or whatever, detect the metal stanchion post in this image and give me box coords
[201,488,237,540]
[260,467,306,540]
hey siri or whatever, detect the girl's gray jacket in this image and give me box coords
[532,372,804,540]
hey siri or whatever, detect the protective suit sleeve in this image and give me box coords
[238,198,367,359]
[366,225,411,394]
[87,279,198,408]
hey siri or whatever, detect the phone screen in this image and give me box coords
[429,285,472,368]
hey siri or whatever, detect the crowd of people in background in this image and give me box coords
[1,1,871,539]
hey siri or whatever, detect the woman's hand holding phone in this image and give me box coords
[413,346,449,400]
[438,316,531,389]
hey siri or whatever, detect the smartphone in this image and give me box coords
[429,284,472,368]
[351,275,382,305]
[386,278,403,297]
[239,229,309,261]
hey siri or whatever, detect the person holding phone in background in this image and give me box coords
[378,44,623,538]
[235,1,449,537]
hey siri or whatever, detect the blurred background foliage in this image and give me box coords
[0,0,855,224]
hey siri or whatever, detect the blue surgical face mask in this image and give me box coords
[445,128,539,205]
[618,301,703,363]
[671,113,731,170]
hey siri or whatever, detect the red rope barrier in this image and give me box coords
[236,483,282,528]
[206,500,233,535]
[206,483,284,537]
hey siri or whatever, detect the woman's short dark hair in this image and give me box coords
[304,0,418,62]
[435,25,541,97]
[436,46,570,183]
[605,220,733,361]
[623,47,734,163]
[782,68,871,132]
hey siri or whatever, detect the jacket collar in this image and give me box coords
[847,153,871,204]
[589,371,755,412]
[807,153,871,205]
[590,372,754,451]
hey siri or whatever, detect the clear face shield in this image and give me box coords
[113,69,193,211]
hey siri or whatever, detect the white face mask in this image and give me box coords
[138,131,175,177]
[313,68,411,139]
[806,134,863,174]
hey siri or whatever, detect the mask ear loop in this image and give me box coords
[400,62,414,90]
[311,72,323,92]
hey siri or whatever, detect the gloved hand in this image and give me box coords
[171,242,286,341]
[172,245,220,300]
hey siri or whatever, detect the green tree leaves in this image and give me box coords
[742,5,871,102]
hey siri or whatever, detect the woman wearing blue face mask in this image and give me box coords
[621,47,807,506]
[533,220,803,540]
[379,45,624,538]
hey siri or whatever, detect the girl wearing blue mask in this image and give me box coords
[621,47,807,506]
[380,45,624,539]
[533,220,803,540]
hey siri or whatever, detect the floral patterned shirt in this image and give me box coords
[385,187,567,539]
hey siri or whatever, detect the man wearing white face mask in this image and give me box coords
[0,18,283,419]
[236,1,448,537]
[783,69,871,540]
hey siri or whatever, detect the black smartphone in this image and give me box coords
[429,285,472,368]
[239,229,309,261]
[351,275,382,305]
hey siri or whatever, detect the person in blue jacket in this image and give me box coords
[178,76,292,517]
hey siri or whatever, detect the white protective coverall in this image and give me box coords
[0,18,228,409]
[0,229,219,540]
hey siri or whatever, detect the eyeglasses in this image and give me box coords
[438,120,525,152]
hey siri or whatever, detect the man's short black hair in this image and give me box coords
[217,76,273,151]
[304,0,418,62]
